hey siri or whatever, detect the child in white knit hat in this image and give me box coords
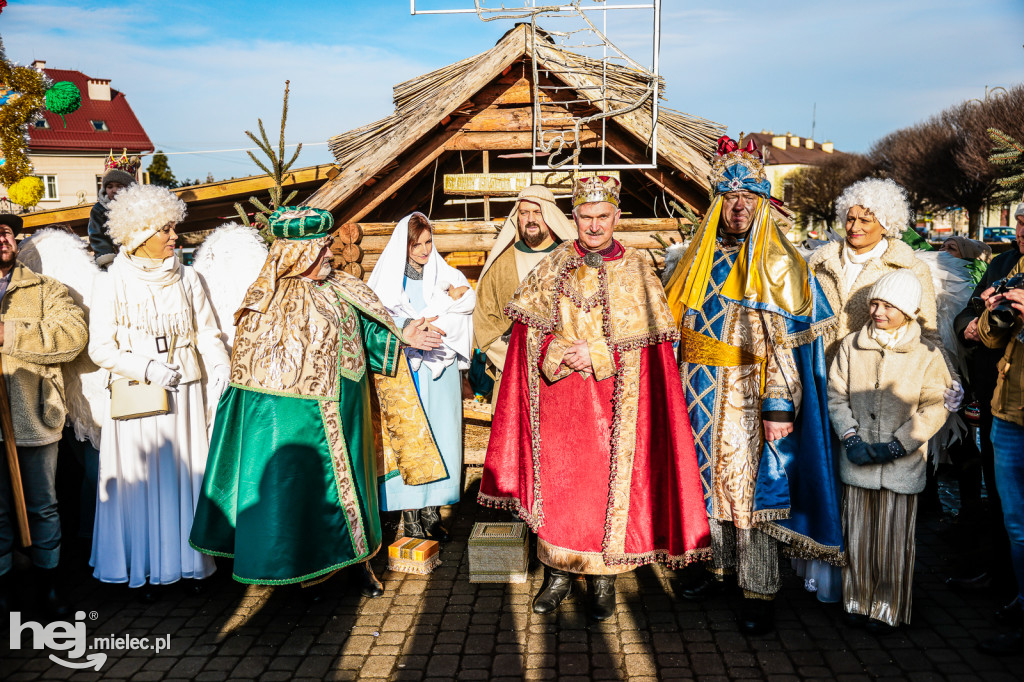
[827,268,952,633]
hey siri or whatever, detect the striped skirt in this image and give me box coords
[842,485,918,627]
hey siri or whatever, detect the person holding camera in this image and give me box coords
[977,254,1024,655]
[948,205,1024,597]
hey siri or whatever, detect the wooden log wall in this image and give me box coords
[330,217,692,282]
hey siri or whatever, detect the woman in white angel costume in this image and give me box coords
[368,212,475,542]
[86,184,231,591]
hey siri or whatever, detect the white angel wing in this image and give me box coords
[191,223,268,349]
[913,250,974,377]
[660,242,688,285]
[18,229,106,448]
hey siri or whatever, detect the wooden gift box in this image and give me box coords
[387,537,441,575]
[468,522,528,583]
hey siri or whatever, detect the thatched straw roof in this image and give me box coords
[309,24,724,212]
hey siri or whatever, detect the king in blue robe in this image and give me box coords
[664,136,844,634]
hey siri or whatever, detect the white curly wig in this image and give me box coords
[106,183,187,253]
[835,178,913,238]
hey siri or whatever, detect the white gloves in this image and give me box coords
[944,380,964,412]
[146,360,182,390]
[209,365,231,405]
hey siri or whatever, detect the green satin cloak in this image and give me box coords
[189,314,400,585]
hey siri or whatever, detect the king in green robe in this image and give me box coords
[189,207,447,586]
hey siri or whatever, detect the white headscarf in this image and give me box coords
[368,213,476,378]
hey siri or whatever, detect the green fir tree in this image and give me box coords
[988,127,1024,201]
[234,81,303,242]
[146,151,177,188]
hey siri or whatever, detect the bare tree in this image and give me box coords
[870,84,1024,239]
[789,152,875,231]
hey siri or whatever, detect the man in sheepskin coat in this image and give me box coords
[0,213,88,618]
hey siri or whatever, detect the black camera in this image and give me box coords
[988,273,1024,329]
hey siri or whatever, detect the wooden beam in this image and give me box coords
[356,228,682,279]
[334,126,461,224]
[442,130,599,151]
[359,228,685,254]
[355,218,689,237]
[21,163,335,230]
[600,124,706,214]
[174,164,334,203]
[460,104,586,133]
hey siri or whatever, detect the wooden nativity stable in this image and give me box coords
[309,23,725,282]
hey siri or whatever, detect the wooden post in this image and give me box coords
[482,151,491,222]
[0,355,30,547]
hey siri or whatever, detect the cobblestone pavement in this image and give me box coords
[3,471,1023,681]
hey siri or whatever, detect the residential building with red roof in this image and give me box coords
[2,60,153,210]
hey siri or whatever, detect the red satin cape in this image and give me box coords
[480,323,710,569]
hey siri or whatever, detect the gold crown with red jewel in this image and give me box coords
[104,148,141,176]
[572,175,621,209]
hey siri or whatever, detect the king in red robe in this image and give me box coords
[479,176,710,621]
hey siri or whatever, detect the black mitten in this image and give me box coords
[867,440,907,464]
[843,435,873,465]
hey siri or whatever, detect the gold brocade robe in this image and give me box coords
[679,242,803,529]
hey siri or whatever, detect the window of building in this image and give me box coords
[36,175,59,201]
[783,179,794,205]
[33,118,50,129]
[90,120,109,132]
[96,175,104,197]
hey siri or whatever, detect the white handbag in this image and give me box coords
[109,335,177,421]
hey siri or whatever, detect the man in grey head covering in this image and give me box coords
[473,185,576,394]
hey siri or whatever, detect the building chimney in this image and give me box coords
[88,79,112,102]
[30,59,46,72]
[771,135,786,150]
[822,141,834,153]
[805,138,815,149]
[789,134,801,147]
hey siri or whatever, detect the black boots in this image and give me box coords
[402,509,426,539]
[738,596,774,635]
[679,574,727,601]
[34,566,71,619]
[532,569,617,621]
[359,563,384,598]
[419,506,450,542]
[403,507,449,542]
[586,575,617,621]
[532,567,574,614]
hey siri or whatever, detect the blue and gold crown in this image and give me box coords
[709,136,771,199]
[572,175,621,208]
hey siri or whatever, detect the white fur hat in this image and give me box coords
[106,184,186,253]
[1014,202,1024,218]
[868,269,922,319]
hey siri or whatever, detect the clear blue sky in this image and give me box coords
[3,0,1022,182]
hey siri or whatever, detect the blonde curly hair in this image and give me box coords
[835,178,913,238]
[106,184,187,253]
